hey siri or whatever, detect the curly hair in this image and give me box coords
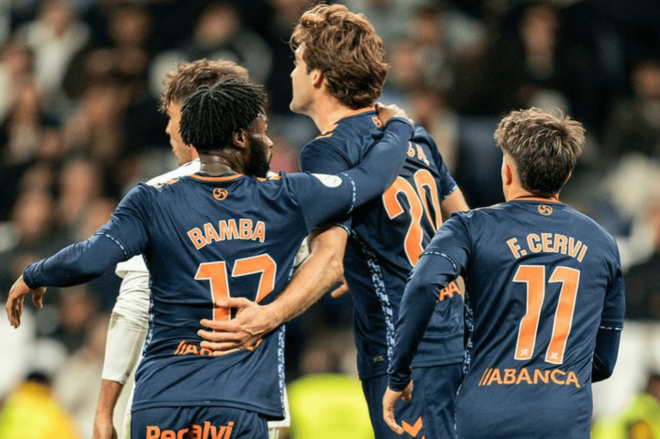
[495,107,586,197]
[179,78,266,153]
[290,3,387,109]
[159,59,250,113]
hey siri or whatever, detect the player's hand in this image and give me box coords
[199,297,274,354]
[375,102,414,128]
[92,412,118,439]
[382,380,414,435]
[6,276,46,328]
[330,275,349,298]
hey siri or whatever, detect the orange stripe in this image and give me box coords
[190,174,243,182]
[510,196,561,203]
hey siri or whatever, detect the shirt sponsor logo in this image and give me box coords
[478,367,581,388]
[174,340,213,357]
[146,421,234,439]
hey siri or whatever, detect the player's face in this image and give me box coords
[244,114,273,178]
[290,45,314,116]
[165,102,196,166]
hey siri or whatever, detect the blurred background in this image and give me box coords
[0,0,659,437]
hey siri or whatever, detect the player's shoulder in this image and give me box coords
[145,159,201,187]
[310,108,379,144]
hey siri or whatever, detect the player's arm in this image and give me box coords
[93,380,122,439]
[592,256,625,382]
[591,326,621,382]
[441,188,469,220]
[6,185,149,328]
[94,264,150,437]
[198,224,347,352]
[6,235,128,328]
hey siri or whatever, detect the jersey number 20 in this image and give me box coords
[383,169,441,266]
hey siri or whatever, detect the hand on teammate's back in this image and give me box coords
[375,102,414,128]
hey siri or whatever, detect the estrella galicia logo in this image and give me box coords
[213,188,228,201]
[538,205,553,216]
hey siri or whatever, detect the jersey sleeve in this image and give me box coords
[413,125,458,200]
[23,185,152,289]
[291,119,412,230]
[388,214,470,391]
[592,240,625,381]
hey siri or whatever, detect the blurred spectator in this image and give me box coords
[0,301,35,400]
[625,194,660,321]
[340,0,426,48]
[0,338,78,439]
[405,85,460,173]
[55,312,111,438]
[592,162,660,419]
[149,0,273,99]
[602,56,660,163]
[14,0,90,116]
[287,331,372,439]
[53,155,109,239]
[0,187,67,298]
[593,372,660,439]
[0,38,34,122]
[450,1,594,120]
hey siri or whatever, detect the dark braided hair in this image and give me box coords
[179,78,267,153]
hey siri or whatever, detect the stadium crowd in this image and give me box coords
[0,0,659,437]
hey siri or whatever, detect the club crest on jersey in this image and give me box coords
[213,188,228,201]
[312,173,342,188]
[538,205,553,216]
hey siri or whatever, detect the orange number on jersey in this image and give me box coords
[194,254,277,322]
[232,254,276,303]
[513,265,580,364]
[382,169,442,266]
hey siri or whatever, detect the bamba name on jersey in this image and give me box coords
[478,367,581,388]
[188,218,266,250]
[506,233,588,262]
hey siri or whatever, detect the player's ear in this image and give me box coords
[232,129,248,150]
[311,68,324,88]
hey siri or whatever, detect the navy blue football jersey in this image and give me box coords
[21,118,412,420]
[390,198,625,439]
[299,108,465,380]
[82,172,396,418]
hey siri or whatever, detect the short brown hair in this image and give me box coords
[494,107,585,196]
[290,4,387,109]
[159,59,249,112]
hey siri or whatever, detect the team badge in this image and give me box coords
[538,205,553,216]
[312,174,342,188]
[213,188,228,201]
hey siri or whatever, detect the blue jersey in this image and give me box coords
[390,198,625,439]
[300,108,464,380]
[21,117,412,421]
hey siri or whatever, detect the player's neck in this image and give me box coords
[311,96,358,133]
[506,186,559,202]
[199,154,238,176]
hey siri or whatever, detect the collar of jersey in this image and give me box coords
[510,195,560,203]
[190,173,243,182]
[333,106,375,125]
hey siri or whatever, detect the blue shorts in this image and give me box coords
[130,406,269,439]
[362,363,463,439]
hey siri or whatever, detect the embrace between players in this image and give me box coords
[6,4,624,439]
